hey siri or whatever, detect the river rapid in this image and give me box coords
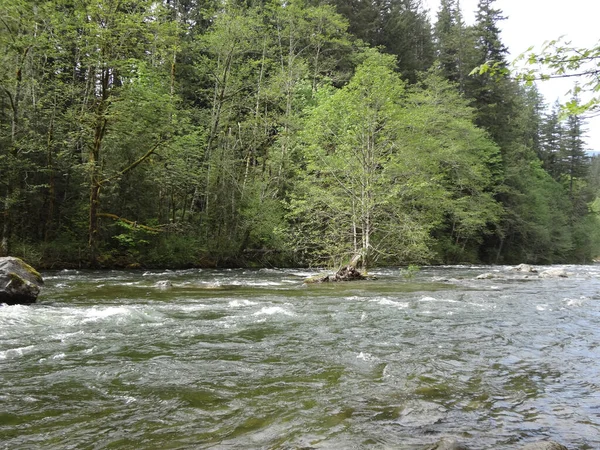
[1,265,600,449]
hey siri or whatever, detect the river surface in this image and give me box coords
[1,265,600,449]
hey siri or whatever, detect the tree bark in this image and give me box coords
[88,66,109,262]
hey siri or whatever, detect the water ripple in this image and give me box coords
[1,265,600,449]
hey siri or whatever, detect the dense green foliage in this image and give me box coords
[1,0,599,268]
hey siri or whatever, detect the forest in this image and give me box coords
[1,0,600,269]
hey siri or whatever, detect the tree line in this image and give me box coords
[1,0,599,269]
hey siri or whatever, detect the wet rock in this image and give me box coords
[539,268,569,278]
[155,280,173,289]
[521,441,568,450]
[513,263,538,273]
[0,257,44,305]
[425,438,470,450]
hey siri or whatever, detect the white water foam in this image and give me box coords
[356,351,376,361]
[419,296,459,303]
[118,395,137,404]
[0,304,29,318]
[190,281,221,289]
[344,296,367,302]
[290,271,318,278]
[0,345,36,360]
[373,298,410,309]
[230,280,284,287]
[142,270,175,277]
[253,306,294,316]
[228,299,258,308]
[176,304,211,312]
[564,297,588,307]
[50,330,85,342]
[82,306,131,323]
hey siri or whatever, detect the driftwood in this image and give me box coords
[305,254,375,283]
[318,265,367,282]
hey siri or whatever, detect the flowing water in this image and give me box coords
[1,265,600,449]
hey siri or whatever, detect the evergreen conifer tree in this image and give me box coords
[434,0,469,90]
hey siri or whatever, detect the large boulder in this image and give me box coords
[0,257,44,305]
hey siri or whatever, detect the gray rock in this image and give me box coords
[539,268,569,278]
[0,257,44,305]
[521,441,568,450]
[513,263,538,273]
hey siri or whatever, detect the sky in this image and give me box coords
[421,0,600,152]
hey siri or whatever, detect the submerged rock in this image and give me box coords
[521,441,568,450]
[424,438,568,450]
[155,280,173,289]
[0,257,44,305]
[425,439,470,450]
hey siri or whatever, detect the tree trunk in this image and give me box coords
[44,113,56,242]
[1,197,9,257]
[88,68,108,262]
[1,47,29,256]
[88,180,100,261]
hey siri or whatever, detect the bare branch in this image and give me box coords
[99,138,165,186]
[97,213,162,233]
[531,69,600,81]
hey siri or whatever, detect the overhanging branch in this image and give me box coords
[97,213,163,233]
[99,138,165,186]
[530,69,600,81]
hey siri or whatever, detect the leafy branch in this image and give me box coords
[471,37,600,117]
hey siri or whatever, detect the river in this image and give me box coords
[1,265,599,449]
